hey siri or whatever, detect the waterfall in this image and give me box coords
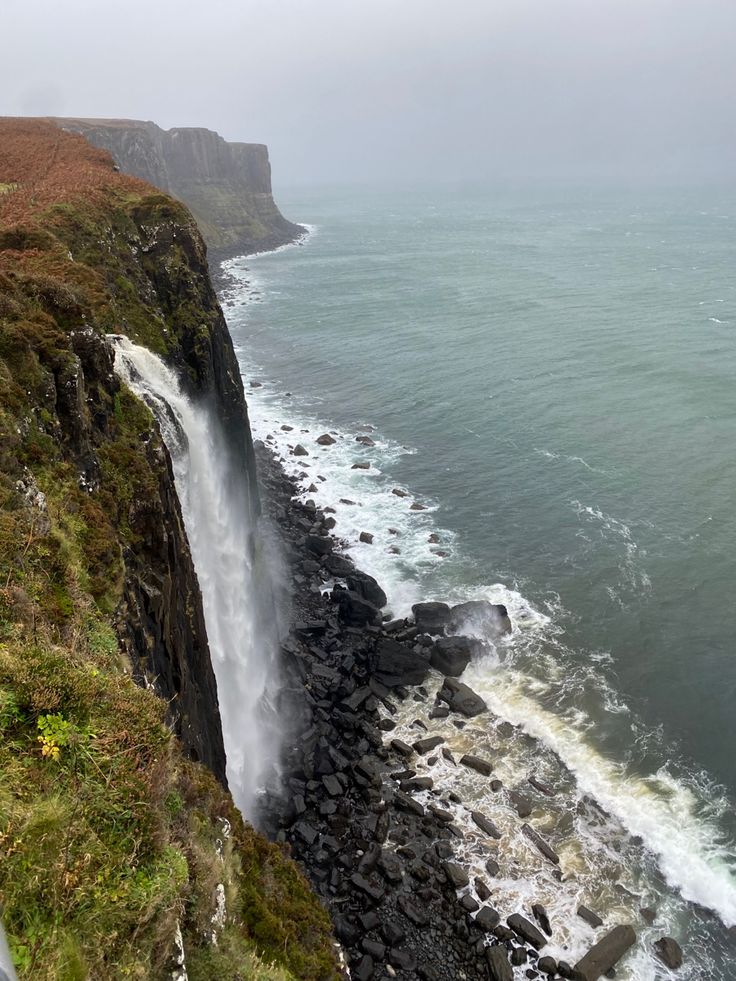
[111,335,281,818]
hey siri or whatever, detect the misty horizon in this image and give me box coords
[3,0,735,186]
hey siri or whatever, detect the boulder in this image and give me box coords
[532,904,552,937]
[475,906,500,932]
[443,862,470,889]
[438,677,488,717]
[485,945,513,981]
[332,588,381,626]
[359,531,374,544]
[654,936,683,970]
[538,955,558,975]
[572,925,636,981]
[316,433,336,445]
[578,905,603,929]
[430,635,484,676]
[521,823,560,865]
[509,791,533,818]
[347,573,387,608]
[508,913,547,950]
[460,754,493,776]
[413,735,445,755]
[323,552,354,576]
[372,637,431,686]
[411,601,451,634]
[306,535,333,556]
[292,444,309,456]
[449,600,512,636]
[471,811,502,839]
[356,435,376,446]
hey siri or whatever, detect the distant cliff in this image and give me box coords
[53,118,304,257]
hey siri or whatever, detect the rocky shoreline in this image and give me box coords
[253,441,684,981]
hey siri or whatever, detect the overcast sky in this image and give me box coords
[2,0,735,186]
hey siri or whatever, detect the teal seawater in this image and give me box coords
[224,184,736,973]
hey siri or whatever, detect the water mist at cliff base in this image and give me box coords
[111,335,282,818]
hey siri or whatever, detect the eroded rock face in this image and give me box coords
[55,118,304,256]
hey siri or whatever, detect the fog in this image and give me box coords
[2,0,735,185]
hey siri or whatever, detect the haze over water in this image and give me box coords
[223,182,736,977]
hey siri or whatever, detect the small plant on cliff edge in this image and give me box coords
[36,713,72,760]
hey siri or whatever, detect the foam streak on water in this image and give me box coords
[112,336,281,818]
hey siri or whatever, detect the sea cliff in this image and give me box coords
[0,118,337,981]
[53,117,304,257]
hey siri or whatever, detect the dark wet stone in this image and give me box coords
[292,444,309,456]
[413,735,445,755]
[411,601,451,634]
[443,861,470,889]
[350,873,384,902]
[333,588,381,626]
[346,572,387,609]
[537,955,558,975]
[362,938,386,959]
[654,936,683,970]
[573,925,637,981]
[640,907,656,925]
[475,877,492,902]
[353,954,374,981]
[486,945,514,981]
[508,914,547,950]
[430,635,485,676]
[460,753,493,776]
[475,906,501,931]
[398,892,431,926]
[578,905,603,929]
[381,921,405,946]
[511,946,529,966]
[306,534,333,555]
[471,811,502,839]
[438,677,488,716]
[510,790,533,818]
[485,857,500,877]
[532,903,552,937]
[389,948,417,971]
[359,531,374,543]
[521,823,560,865]
[460,893,480,913]
[372,637,431,686]
[317,433,336,445]
[528,776,556,797]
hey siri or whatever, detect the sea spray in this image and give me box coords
[111,336,283,818]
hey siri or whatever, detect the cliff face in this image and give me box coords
[54,117,304,257]
[0,118,337,981]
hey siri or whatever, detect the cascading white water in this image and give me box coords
[111,335,281,818]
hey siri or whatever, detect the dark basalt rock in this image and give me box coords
[573,925,637,981]
[461,754,493,776]
[443,862,470,889]
[537,955,558,975]
[510,790,533,818]
[532,903,552,937]
[578,905,603,929]
[332,588,381,626]
[411,601,452,634]
[316,433,336,445]
[508,913,547,950]
[521,823,560,865]
[346,573,387,609]
[306,534,333,556]
[430,635,485,676]
[471,811,502,839]
[372,637,431,686]
[475,906,501,931]
[511,946,528,965]
[438,677,488,717]
[653,936,683,970]
[413,735,445,755]
[486,945,514,981]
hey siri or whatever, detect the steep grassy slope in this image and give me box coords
[0,119,338,981]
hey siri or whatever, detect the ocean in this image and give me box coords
[220,183,736,979]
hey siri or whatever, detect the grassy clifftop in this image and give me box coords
[0,119,338,980]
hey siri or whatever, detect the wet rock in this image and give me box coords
[381,921,405,946]
[537,955,558,975]
[460,893,479,913]
[529,776,556,797]
[372,637,431,686]
[391,488,409,497]
[390,738,414,758]
[578,905,603,929]
[441,747,456,764]
[333,588,381,626]
[362,938,386,959]
[323,552,354,576]
[438,677,488,717]
[353,954,374,981]
[430,635,484,676]
[411,601,451,634]
[306,534,333,556]
[640,907,656,925]
[359,531,374,544]
[486,945,514,981]
[460,754,493,776]
[475,877,492,902]
[532,904,552,937]
[521,823,560,865]
[352,462,371,470]
[485,858,500,877]
[356,435,376,446]
[317,433,336,445]
[350,873,385,902]
[511,947,528,966]
[558,961,574,979]
[471,811,502,839]
[449,599,512,636]
[573,925,636,981]
[398,893,430,926]
[443,862,470,889]
[346,573,387,609]
[410,502,427,511]
[292,444,309,456]
[508,914,547,950]
[475,906,501,931]
[510,790,533,818]
[389,948,417,971]
[281,424,293,431]
[653,936,683,970]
